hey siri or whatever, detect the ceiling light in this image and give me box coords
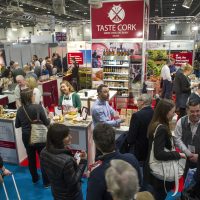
[62,28,66,32]
[182,0,193,9]
[155,9,158,12]
[75,10,79,12]
[192,26,198,31]
[173,4,176,6]
[47,11,51,14]
[12,28,17,31]
[35,7,39,10]
[19,4,23,7]
[171,12,174,14]
[84,12,87,15]
[67,17,70,19]
[170,24,176,31]
[66,5,69,7]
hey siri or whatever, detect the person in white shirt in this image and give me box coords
[161,60,172,99]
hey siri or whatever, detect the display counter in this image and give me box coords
[77,89,117,113]
[2,90,15,104]
[0,118,27,164]
[38,78,59,107]
[52,116,95,166]
[0,95,9,106]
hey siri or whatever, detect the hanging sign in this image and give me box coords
[91,0,144,39]
[68,52,84,65]
[170,52,193,66]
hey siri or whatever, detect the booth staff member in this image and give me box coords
[59,80,81,112]
[91,84,124,127]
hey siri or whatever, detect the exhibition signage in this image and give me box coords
[91,0,144,39]
[170,52,193,66]
[68,52,84,65]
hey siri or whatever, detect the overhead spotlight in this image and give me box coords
[182,0,193,9]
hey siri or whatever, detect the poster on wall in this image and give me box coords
[91,1,144,39]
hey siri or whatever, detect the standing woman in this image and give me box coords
[59,80,81,113]
[144,99,186,200]
[174,64,193,118]
[15,89,50,187]
[40,124,87,200]
[69,57,79,91]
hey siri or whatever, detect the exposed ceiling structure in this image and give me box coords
[0,0,200,28]
[149,0,200,24]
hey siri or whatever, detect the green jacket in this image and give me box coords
[59,92,81,112]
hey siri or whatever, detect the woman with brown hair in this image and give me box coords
[59,80,81,112]
[15,89,50,187]
[144,99,186,200]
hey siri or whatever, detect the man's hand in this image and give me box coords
[189,153,198,163]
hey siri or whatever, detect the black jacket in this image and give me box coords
[40,147,87,200]
[127,106,154,161]
[15,104,50,147]
[86,151,142,200]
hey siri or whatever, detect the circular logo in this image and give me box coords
[108,4,125,24]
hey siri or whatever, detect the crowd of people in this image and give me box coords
[0,56,200,200]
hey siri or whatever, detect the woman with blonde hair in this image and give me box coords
[25,77,41,104]
[59,80,81,112]
[174,64,193,117]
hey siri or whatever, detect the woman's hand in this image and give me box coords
[80,151,87,160]
[2,167,12,176]
[179,153,186,159]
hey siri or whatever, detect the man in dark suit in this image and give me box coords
[87,123,142,200]
[127,94,154,167]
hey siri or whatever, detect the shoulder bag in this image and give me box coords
[23,106,47,145]
[149,124,186,196]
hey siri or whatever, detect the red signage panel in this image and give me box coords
[170,52,193,67]
[67,52,84,65]
[91,1,144,39]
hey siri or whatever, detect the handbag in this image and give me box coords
[149,124,186,196]
[23,106,47,145]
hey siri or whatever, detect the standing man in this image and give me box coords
[161,59,172,99]
[14,75,27,108]
[86,123,142,200]
[91,84,124,127]
[12,62,26,83]
[174,99,200,174]
[127,94,154,166]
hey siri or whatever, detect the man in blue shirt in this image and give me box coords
[91,84,124,127]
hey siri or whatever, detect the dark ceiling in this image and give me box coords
[150,0,200,18]
[0,0,200,28]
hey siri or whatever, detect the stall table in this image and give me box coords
[0,95,9,106]
[53,117,95,166]
[2,90,15,104]
[38,79,59,107]
[0,118,27,164]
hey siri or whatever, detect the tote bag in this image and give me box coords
[23,106,47,145]
[149,124,186,196]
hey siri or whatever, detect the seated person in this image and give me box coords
[59,80,81,113]
[91,84,124,127]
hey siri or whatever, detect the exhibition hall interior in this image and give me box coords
[0,0,200,200]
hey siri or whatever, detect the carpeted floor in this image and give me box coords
[0,163,181,200]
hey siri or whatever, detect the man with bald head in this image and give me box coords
[14,75,27,108]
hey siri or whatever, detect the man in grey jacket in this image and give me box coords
[174,98,200,173]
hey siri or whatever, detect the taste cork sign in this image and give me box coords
[91,0,144,39]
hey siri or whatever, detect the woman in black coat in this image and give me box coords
[40,124,87,200]
[144,99,186,200]
[15,89,50,186]
[174,64,193,118]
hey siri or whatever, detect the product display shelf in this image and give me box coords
[103,56,131,97]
